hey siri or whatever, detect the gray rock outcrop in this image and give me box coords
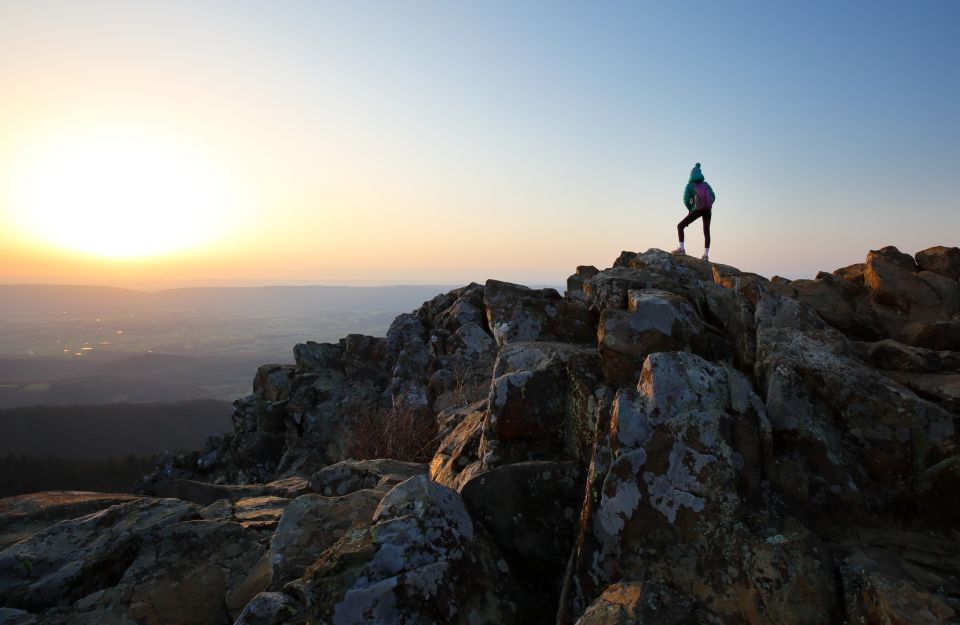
[3,244,959,625]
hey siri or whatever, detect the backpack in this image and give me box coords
[693,182,713,211]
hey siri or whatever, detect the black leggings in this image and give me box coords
[678,209,711,247]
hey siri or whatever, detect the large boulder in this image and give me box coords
[915,245,960,281]
[586,250,745,313]
[597,289,704,386]
[414,283,485,333]
[232,396,287,435]
[339,334,390,382]
[253,365,296,402]
[567,265,600,303]
[0,492,142,552]
[419,286,499,411]
[583,266,681,312]
[293,341,342,373]
[286,335,389,462]
[884,371,960,415]
[292,475,529,625]
[840,529,959,625]
[627,248,724,283]
[461,461,583,585]
[755,306,955,518]
[484,279,597,346]
[582,250,775,374]
[92,518,266,625]
[741,530,840,625]
[0,498,199,611]
[273,440,333,480]
[481,342,603,466]
[309,458,426,497]
[266,488,387,590]
[833,262,866,285]
[384,313,432,411]
[563,352,774,622]
[899,320,960,351]
[430,402,487,491]
[864,247,940,312]
[854,338,960,373]
[791,272,882,339]
[383,283,498,414]
[0,497,268,625]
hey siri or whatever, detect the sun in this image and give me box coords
[4,129,241,259]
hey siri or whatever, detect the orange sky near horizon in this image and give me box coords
[0,107,675,289]
[0,79,631,288]
[0,103,913,289]
[2,2,957,290]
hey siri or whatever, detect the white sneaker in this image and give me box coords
[671,247,685,255]
[701,254,709,261]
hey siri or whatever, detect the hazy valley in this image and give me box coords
[0,284,478,495]
[0,283,466,408]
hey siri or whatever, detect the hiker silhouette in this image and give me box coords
[672,162,715,261]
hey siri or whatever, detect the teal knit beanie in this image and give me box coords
[689,162,704,183]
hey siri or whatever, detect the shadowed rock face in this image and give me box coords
[0,498,201,612]
[562,352,777,622]
[3,244,959,625]
[0,492,143,552]
[597,289,705,386]
[481,341,603,467]
[293,475,527,625]
[460,460,584,605]
[484,280,598,347]
[265,490,387,590]
[916,246,960,281]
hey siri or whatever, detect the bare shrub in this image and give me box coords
[452,361,490,407]
[430,360,492,413]
[343,402,440,463]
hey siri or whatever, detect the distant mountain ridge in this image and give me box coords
[0,285,149,316]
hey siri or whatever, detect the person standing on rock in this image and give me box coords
[672,162,715,260]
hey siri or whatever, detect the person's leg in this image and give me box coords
[675,211,700,253]
[677,211,699,242]
[702,211,712,258]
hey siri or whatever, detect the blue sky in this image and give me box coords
[1,1,958,286]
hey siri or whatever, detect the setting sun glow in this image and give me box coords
[4,130,240,259]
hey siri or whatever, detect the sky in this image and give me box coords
[1,1,958,289]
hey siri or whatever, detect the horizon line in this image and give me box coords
[0,279,568,293]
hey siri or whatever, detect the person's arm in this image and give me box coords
[706,182,716,203]
[683,183,694,211]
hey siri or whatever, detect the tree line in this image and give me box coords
[0,453,157,497]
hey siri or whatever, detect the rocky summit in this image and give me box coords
[2,245,959,625]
